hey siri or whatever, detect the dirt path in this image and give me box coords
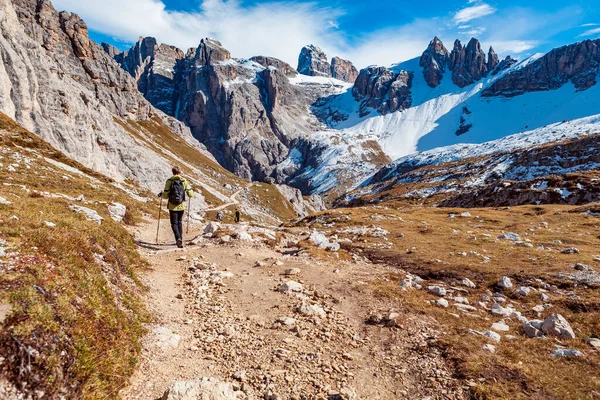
[206,188,244,212]
[121,219,467,399]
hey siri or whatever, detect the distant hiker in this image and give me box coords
[234,208,241,223]
[158,166,194,248]
[216,212,223,221]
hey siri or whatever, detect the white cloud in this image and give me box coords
[580,23,598,27]
[489,40,538,54]
[51,0,344,67]
[579,27,600,37]
[453,3,497,24]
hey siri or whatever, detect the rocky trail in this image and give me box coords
[120,218,467,400]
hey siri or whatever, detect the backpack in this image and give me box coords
[168,178,186,205]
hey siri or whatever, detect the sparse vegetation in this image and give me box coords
[0,114,153,398]
[292,201,600,399]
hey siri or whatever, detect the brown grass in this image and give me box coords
[0,114,151,399]
[294,202,600,399]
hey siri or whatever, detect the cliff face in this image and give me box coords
[419,36,514,88]
[483,39,600,97]
[0,0,212,188]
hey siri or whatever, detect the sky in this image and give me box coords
[51,0,600,68]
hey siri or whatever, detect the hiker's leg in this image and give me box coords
[176,210,184,240]
[169,211,181,241]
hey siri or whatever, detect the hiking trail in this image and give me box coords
[121,217,467,399]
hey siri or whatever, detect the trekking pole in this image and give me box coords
[186,197,191,235]
[156,197,163,244]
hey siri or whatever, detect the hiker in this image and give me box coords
[158,166,194,248]
[234,208,241,223]
[216,211,223,222]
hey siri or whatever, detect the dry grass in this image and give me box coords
[295,201,600,399]
[0,114,152,399]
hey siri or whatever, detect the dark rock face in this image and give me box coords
[420,36,504,88]
[449,38,489,87]
[114,37,185,115]
[109,37,326,182]
[298,45,331,77]
[491,56,518,75]
[331,57,358,83]
[353,67,413,116]
[420,37,449,88]
[483,39,600,97]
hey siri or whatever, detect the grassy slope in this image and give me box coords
[293,201,600,399]
[0,114,157,398]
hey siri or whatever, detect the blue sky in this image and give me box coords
[51,0,600,68]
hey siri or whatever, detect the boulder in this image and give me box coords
[108,202,126,222]
[541,314,576,339]
[512,286,532,297]
[278,281,303,294]
[427,285,447,296]
[458,278,476,288]
[296,302,326,318]
[586,338,600,348]
[497,232,521,241]
[70,205,104,225]
[435,298,449,308]
[491,321,510,332]
[161,378,238,400]
[497,276,513,289]
[204,222,220,235]
[551,348,584,358]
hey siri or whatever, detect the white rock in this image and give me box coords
[491,303,510,316]
[497,276,513,289]
[236,231,253,241]
[532,305,545,313]
[162,378,238,400]
[277,317,296,326]
[541,314,576,339]
[427,285,446,296]
[435,298,449,308]
[70,205,104,225]
[296,302,326,318]
[454,304,477,312]
[483,344,496,353]
[483,330,501,342]
[586,338,600,348]
[561,247,580,254]
[512,286,532,297]
[0,196,11,205]
[458,278,476,288]
[108,202,127,222]
[76,194,85,201]
[454,296,470,305]
[460,212,472,218]
[552,348,583,358]
[540,293,551,303]
[497,232,521,241]
[44,221,56,228]
[278,281,303,294]
[491,321,510,332]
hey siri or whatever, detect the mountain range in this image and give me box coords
[1,0,599,205]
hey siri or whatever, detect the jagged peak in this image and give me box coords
[424,36,449,55]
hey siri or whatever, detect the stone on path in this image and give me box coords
[278,281,303,294]
[296,302,326,318]
[283,268,301,276]
[161,378,238,400]
[153,327,181,349]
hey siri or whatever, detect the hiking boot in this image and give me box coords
[176,239,183,248]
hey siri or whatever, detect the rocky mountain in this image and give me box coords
[297,45,358,83]
[483,38,600,96]
[99,30,600,200]
[0,0,323,222]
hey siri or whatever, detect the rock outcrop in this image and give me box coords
[483,39,600,97]
[419,37,449,88]
[331,56,359,83]
[419,36,506,88]
[353,67,413,116]
[0,0,208,188]
[297,45,358,83]
[298,45,331,78]
[249,56,297,77]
